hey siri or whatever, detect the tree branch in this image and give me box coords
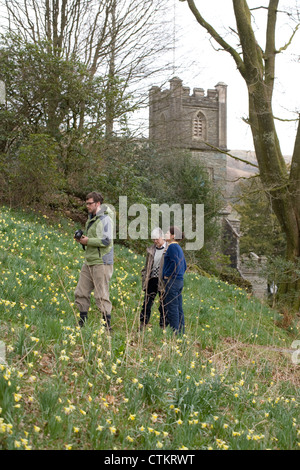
[185,0,246,77]
[277,23,300,53]
[290,116,300,201]
[203,141,259,168]
[232,0,264,82]
[264,0,279,98]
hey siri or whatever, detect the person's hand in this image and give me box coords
[79,235,89,246]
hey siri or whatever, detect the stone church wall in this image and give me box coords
[191,150,227,192]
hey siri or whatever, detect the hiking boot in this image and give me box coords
[79,312,88,328]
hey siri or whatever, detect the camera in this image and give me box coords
[74,229,84,240]
[74,229,85,250]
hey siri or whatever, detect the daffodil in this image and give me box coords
[14,393,22,402]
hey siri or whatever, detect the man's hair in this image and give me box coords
[169,226,185,241]
[86,192,104,204]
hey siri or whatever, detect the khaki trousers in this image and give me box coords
[75,264,113,325]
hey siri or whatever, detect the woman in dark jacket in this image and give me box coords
[162,226,187,334]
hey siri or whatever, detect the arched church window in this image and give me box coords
[193,111,206,140]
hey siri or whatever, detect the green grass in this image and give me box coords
[0,205,299,450]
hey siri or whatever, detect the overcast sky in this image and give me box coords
[148,0,300,156]
[0,1,298,156]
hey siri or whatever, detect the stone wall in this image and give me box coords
[239,253,268,299]
[191,150,227,194]
[222,216,240,269]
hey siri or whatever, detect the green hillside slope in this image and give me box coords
[0,206,299,450]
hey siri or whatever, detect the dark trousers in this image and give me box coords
[163,278,185,334]
[140,277,165,327]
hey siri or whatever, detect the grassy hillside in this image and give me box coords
[0,206,299,450]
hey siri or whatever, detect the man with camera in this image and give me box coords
[74,192,114,330]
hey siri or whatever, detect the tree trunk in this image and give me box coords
[240,9,300,309]
[186,0,300,309]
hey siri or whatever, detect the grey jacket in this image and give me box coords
[141,243,166,291]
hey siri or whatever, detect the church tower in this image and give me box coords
[149,77,228,194]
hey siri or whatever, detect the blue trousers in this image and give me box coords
[163,278,185,334]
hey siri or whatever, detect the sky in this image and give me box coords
[145,0,300,156]
[0,1,298,156]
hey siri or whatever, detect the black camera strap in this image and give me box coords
[86,215,100,233]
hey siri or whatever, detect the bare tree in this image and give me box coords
[2,0,111,64]
[102,0,172,135]
[1,0,172,134]
[181,0,300,309]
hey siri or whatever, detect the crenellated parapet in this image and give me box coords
[149,77,227,151]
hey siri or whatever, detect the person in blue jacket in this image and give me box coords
[162,226,187,334]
